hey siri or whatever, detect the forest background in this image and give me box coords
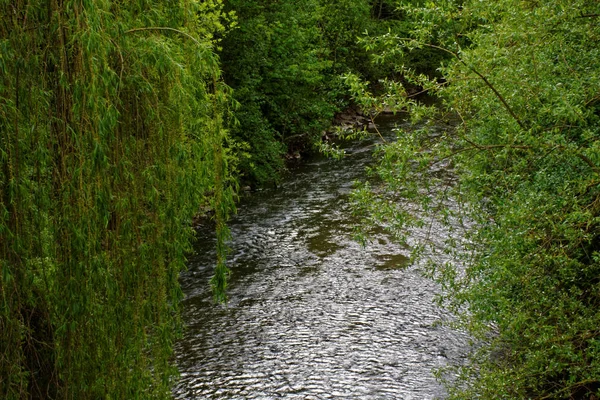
[1,0,599,399]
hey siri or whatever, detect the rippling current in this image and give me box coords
[174,116,469,399]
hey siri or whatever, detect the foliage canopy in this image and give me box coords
[0,1,236,398]
[7,0,597,398]
[349,0,600,398]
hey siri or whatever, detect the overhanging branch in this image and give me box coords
[394,38,526,130]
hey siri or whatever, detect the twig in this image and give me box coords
[369,114,387,143]
[437,140,600,175]
[574,153,600,174]
[535,379,600,399]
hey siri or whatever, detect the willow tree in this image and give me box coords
[0,1,235,398]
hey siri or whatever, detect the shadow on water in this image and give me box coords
[174,115,469,399]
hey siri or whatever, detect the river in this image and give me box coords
[174,115,469,399]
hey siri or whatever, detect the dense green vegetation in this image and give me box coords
[350,0,600,398]
[0,1,236,398]
[0,0,408,397]
[219,0,412,185]
[3,0,598,398]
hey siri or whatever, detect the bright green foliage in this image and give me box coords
[0,1,236,398]
[321,0,430,80]
[350,0,600,398]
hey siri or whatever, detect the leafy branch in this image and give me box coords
[385,37,527,130]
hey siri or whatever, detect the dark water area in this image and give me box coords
[174,116,469,399]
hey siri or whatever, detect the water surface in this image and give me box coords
[174,116,468,399]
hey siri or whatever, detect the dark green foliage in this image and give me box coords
[318,0,373,76]
[0,1,235,398]
[219,0,425,185]
[219,0,335,184]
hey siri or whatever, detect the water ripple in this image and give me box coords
[175,116,469,399]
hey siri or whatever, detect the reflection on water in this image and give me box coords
[174,116,468,399]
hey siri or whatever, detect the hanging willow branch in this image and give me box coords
[124,26,203,47]
[1,2,235,398]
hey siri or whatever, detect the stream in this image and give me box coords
[174,116,469,399]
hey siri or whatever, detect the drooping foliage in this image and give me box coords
[349,0,600,398]
[0,1,236,398]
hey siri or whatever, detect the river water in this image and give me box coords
[174,116,469,399]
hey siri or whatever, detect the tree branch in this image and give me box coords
[393,38,526,130]
[436,142,600,175]
[536,379,600,400]
[574,153,600,174]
